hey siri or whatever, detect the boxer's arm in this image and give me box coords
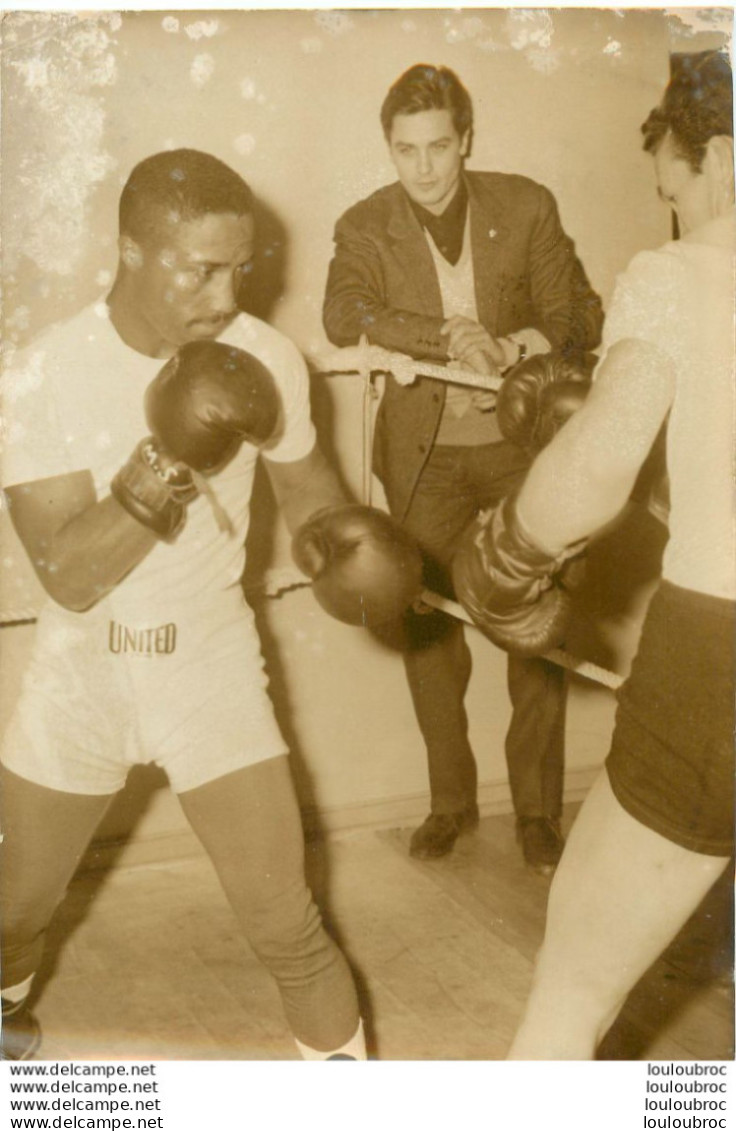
[5,471,157,612]
[263,442,349,536]
[323,213,450,361]
[516,337,676,552]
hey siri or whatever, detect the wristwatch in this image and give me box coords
[503,338,527,371]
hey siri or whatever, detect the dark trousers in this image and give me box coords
[397,441,566,819]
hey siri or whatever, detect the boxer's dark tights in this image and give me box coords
[0,758,359,1052]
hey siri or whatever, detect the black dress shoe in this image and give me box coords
[517,817,565,875]
[409,805,479,859]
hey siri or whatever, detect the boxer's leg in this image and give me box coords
[177,757,363,1057]
[507,771,730,1059]
[1,768,114,1058]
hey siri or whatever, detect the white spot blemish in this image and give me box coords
[526,47,562,76]
[233,134,256,157]
[314,11,353,36]
[4,14,119,277]
[445,15,487,45]
[505,9,553,51]
[95,269,112,287]
[5,306,31,333]
[11,56,50,91]
[665,8,732,36]
[162,16,179,34]
[603,39,622,56]
[240,77,257,100]
[184,19,219,41]
[190,53,215,88]
[93,301,110,320]
[300,37,323,55]
[4,351,47,402]
[45,625,86,655]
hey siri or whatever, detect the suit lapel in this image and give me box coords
[387,188,444,318]
[467,174,511,335]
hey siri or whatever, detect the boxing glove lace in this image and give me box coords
[452,494,585,657]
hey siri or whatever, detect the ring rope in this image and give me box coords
[317,335,503,393]
[321,339,624,694]
[417,589,623,691]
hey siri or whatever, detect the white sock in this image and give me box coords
[294,1018,366,1061]
[2,975,35,1014]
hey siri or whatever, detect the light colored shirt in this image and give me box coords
[428,223,502,446]
[601,210,735,599]
[1,303,316,617]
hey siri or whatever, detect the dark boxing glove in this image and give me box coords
[110,438,198,540]
[145,340,280,472]
[497,352,593,454]
[292,504,424,628]
[452,494,585,658]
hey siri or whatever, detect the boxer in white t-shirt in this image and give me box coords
[0,149,422,1061]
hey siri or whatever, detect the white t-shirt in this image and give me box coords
[600,212,735,600]
[1,302,316,617]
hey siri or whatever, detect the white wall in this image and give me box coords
[0,9,725,848]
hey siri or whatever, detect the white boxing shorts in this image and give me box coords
[1,586,288,795]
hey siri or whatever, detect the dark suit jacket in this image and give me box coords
[323,171,604,520]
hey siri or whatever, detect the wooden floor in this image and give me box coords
[30,805,733,1062]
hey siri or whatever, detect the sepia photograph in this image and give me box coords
[0,4,733,1108]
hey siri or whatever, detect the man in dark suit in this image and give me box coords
[323,64,603,869]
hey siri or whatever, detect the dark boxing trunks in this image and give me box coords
[607,581,735,856]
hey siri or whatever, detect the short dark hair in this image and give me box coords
[380,64,473,141]
[641,50,733,172]
[119,149,254,241]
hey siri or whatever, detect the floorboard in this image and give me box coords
[26,806,733,1062]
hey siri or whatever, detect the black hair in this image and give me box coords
[642,50,733,172]
[380,64,473,143]
[119,149,254,241]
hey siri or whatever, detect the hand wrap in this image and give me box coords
[110,439,198,541]
[452,494,585,657]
